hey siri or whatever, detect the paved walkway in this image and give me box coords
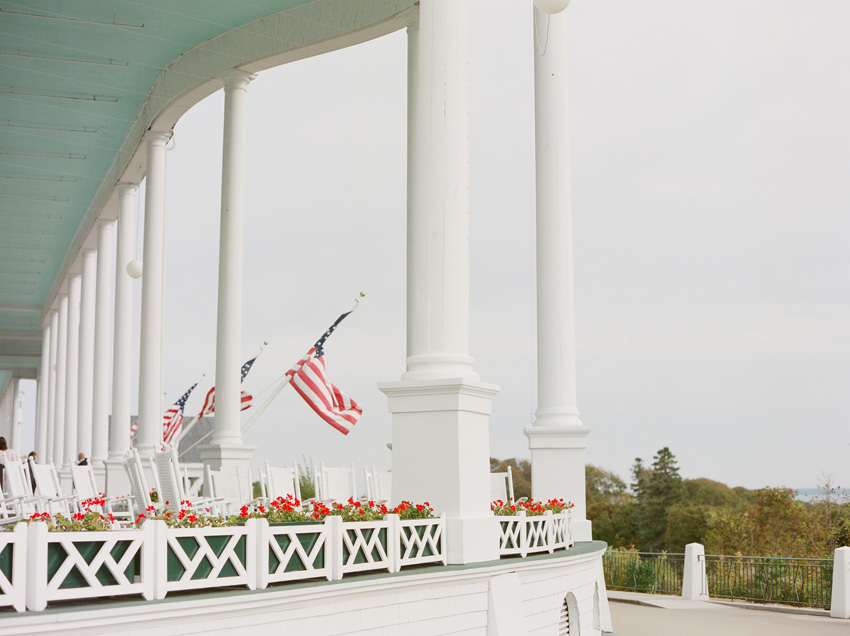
[608,591,848,636]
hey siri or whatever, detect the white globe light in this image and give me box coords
[534,0,571,14]
[126,259,143,279]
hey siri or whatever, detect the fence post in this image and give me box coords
[26,521,47,611]
[387,514,401,573]
[682,543,708,600]
[244,518,258,591]
[255,517,269,590]
[150,520,168,600]
[140,519,156,600]
[517,511,528,558]
[831,546,850,619]
[326,515,343,581]
[440,513,448,565]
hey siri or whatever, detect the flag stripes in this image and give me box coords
[286,347,361,435]
[198,387,253,416]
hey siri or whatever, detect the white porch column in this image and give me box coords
[76,249,97,461]
[106,185,137,495]
[35,319,51,461]
[62,274,81,469]
[524,6,591,540]
[52,294,68,466]
[379,2,499,566]
[45,309,59,463]
[9,379,22,454]
[137,132,170,458]
[92,220,114,469]
[201,70,255,474]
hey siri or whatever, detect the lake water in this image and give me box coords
[795,487,850,503]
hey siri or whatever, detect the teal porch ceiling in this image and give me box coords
[0,0,317,386]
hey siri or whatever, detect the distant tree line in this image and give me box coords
[492,447,850,557]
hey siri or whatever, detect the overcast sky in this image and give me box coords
[20,0,850,492]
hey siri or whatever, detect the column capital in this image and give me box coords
[116,182,138,196]
[144,129,171,147]
[219,69,256,92]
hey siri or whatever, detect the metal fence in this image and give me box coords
[603,551,685,595]
[702,554,833,609]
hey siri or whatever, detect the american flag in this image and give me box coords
[162,382,199,444]
[286,347,362,435]
[197,389,253,416]
[130,420,138,446]
[198,356,257,418]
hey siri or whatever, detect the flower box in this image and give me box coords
[26,521,153,611]
[496,510,572,558]
[396,514,447,569]
[155,520,255,598]
[258,518,331,587]
[0,524,26,612]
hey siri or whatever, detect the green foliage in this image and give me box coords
[296,457,316,500]
[705,488,836,558]
[632,447,687,551]
[684,478,749,508]
[588,501,639,549]
[663,504,714,552]
[586,464,631,508]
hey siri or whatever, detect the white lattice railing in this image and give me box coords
[395,514,447,569]
[259,518,332,587]
[0,523,26,612]
[156,522,256,597]
[9,509,570,611]
[334,516,392,577]
[496,511,573,558]
[27,521,154,611]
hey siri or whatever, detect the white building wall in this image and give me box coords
[0,547,608,636]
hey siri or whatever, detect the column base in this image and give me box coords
[401,353,479,382]
[525,425,591,524]
[446,516,500,564]
[571,519,593,542]
[380,377,500,565]
[198,443,255,475]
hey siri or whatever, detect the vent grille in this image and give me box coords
[558,597,570,635]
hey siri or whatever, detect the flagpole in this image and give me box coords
[241,293,364,436]
[174,342,268,447]
[240,374,293,435]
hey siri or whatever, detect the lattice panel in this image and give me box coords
[267,525,330,583]
[340,521,390,574]
[525,517,550,553]
[0,525,25,611]
[398,517,445,567]
[165,527,251,592]
[498,518,525,556]
[551,512,572,549]
[44,532,146,601]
